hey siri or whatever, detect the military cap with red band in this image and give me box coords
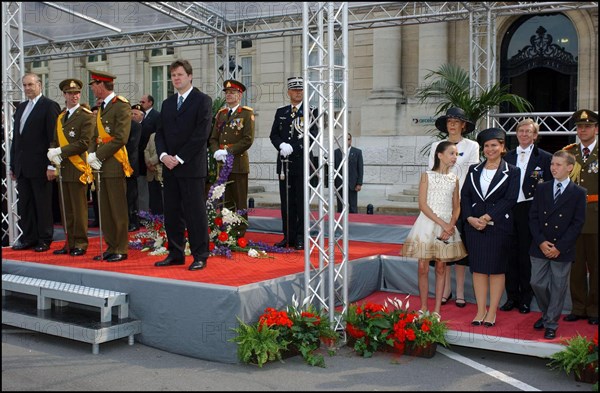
[222,79,246,93]
[88,70,117,85]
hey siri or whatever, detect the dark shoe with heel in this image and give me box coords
[12,241,36,251]
[519,304,530,314]
[34,243,51,252]
[155,256,185,267]
[106,253,127,262]
[93,251,113,261]
[563,314,587,322]
[533,318,544,330]
[70,248,86,256]
[53,247,69,255]
[188,259,207,271]
[471,312,487,326]
[274,238,292,248]
[441,293,453,305]
[455,298,466,308]
[544,328,557,339]
[500,300,516,311]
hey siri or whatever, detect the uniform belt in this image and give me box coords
[588,194,598,203]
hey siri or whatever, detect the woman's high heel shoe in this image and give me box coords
[471,312,487,326]
[441,293,453,305]
[483,315,496,327]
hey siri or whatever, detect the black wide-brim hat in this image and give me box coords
[477,127,506,145]
[435,107,476,134]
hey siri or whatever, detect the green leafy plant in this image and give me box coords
[230,295,339,368]
[548,333,598,382]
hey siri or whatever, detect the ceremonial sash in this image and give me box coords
[57,111,93,184]
[96,109,133,177]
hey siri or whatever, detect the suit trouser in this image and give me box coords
[506,201,534,305]
[148,180,164,215]
[16,175,54,245]
[570,233,598,318]
[59,180,89,250]
[336,188,358,214]
[530,256,571,330]
[98,176,129,254]
[278,173,304,244]
[126,176,139,226]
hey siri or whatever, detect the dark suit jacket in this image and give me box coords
[505,145,553,199]
[461,159,520,235]
[529,180,586,262]
[10,96,61,177]
[155,87,212,178]
[126,120,142,177]
[139,108,160,176]
[269,103,318,176]
[334,146,364,189]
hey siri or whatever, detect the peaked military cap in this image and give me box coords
[88,70,117,85]
[287,76,304,90]
[223,79,246,93]
[477,127,506,145]
[131,103,144,112]
[59,78,83,93]
[572,109,598,125]
[435,107,476,134]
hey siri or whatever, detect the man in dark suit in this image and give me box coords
[562,109,599,325]
[209,79,255,237]
[126,104,144,232]
[334,133,364,214]
[47,78,94,256]
[10,72,61,252]
[269,76,318,250]
[88,70,133,262]
[501,119,553,314]
[154,59,212,271]
[529,150,586,339]
[138,94,160,213]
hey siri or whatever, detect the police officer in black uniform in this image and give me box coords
[269,76,317,250]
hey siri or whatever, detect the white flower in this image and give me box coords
[248,248,259,258]
[209,184,226,202]
[222,207,243,226]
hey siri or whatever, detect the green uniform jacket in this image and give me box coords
[209,105,255,174]
[565,142,598,234]
[51,106,94,182]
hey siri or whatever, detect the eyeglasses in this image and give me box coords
[516,130,534,134]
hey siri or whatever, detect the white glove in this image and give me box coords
[47,147,62,165]
[279,142,293,157]
[213,149,228,162]
[87,152,102,170]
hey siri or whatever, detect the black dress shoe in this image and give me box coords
[12,241,36,251]
[544,328,557,339]
[563,314,587,322]
[500,299,516,311]
[93,251,113,261]
[128,224,139,232]
[295,241,304,250]
[519,304,530,314]
[154,256,185,267]
[588,317,599,325]
[53,247,69,255]
[69,248,86,256]
[188,259,207,271]
[274,238,290,248]
[34,243,51,252]
[533,318,544,330]
[106,253,127,262]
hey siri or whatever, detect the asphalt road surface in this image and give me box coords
[2,325,593,391]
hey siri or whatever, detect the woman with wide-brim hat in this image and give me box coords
[460,127,520,328]
[428,107,480,309]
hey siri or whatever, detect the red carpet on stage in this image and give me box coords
[356,291,598,345]
[2,232,402,287]
[249,208,417,226]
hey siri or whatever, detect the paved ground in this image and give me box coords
[2,326,594,391]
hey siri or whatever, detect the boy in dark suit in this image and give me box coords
[334,133,364,213]
[529,150,586,339]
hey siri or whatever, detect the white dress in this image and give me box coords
[401,171,467,262]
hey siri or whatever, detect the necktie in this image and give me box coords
[64,110,70,122]
[177,96,184,110]
[20,100,34,134]
[519,151,526,163]
[228,108,233,117]
[100,101,105,111]
[583,147,590,161]
[554,182,562,202]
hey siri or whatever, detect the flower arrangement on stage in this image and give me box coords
[230,295,339,368]
[129,211,189,256]
[548,332,598,386]
[344,296,448,358]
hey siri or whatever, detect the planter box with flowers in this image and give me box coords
[344,296,449,358]
[548,332,598,386]
[230,296,340,368]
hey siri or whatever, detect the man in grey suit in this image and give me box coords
[10,73,61,252]
[334,133,364,213]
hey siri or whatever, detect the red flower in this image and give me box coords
[209,242,215,251]
[164,241,169,249]
[218,231,229,242]
[237,237,248,248]
[214,217,223,227]
[346,323,365,339]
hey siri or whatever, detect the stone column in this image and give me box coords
[418,22,448,86]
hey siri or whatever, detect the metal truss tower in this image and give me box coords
[302,2,349,332]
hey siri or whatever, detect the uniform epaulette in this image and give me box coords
[115,95,129,103]
[563,143,577,151]
[219,107,228,113]
[81,107,92,114]
[277,104,288,110]
[242,106,253,112]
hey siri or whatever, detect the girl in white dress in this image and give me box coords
[402,141,468,315]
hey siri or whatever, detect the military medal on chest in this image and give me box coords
[69,129,76,137]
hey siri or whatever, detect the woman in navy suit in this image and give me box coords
[461,128,520,327]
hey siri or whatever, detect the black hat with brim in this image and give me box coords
[477,127,506,145]
[435,107,476,134]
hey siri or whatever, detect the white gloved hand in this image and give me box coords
[213,149,228,162]
[47,147,62,164]
[50,154,62,166]
[87,152,102,170]
[279,142,293,157]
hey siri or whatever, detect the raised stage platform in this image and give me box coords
[2,209,594,363]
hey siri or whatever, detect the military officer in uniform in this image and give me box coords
[269,76,318,250]
[88,70,133,262]
[209,79,255,237]
[47,78,94,256]
[562,109,598,325]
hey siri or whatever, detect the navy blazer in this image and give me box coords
[505,145,553,200]
[529,180,587,262]
[10,95,61,178]
[155,87,212,178]
[460,159,520,234]
[334,146,364,189]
